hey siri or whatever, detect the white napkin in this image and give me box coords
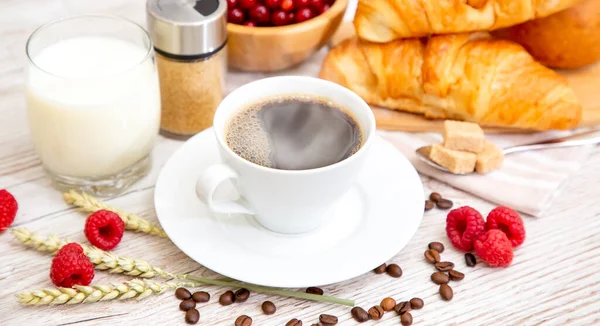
[380,131,594,217]
[227,49,594,217]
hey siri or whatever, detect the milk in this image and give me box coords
[26,36,160,178]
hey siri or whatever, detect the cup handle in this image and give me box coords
[195,163,255,215]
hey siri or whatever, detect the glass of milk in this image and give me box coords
[25,15,160,196]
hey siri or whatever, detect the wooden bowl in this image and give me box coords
[227,0,348,72]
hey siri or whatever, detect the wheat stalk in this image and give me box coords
[63,190,167,237]
[17,279,196,305]
[12,228,174,278]
[12,228,356,307]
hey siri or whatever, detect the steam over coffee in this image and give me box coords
[225,96,363,170]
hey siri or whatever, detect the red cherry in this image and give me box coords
[249,5,271,25]
[309,0,324,11]
[265,0,281,9]
[271,10,288,25]
[244,21,257,27]
[319,3,330,14]
[239,0,257,9]
[324,0,335,4]
[280,0,294,11]
[295,7,314,23]
[294,0,310,9]
[227,8,245,24]
[227,0,239,8]
[287,12,295,23]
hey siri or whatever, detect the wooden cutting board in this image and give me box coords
[330,22,600,133]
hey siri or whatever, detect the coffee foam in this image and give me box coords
[225,95,363,169]
[226,105,274,167]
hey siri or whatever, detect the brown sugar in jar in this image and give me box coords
[155,50,225,138]
[147,0,227,139]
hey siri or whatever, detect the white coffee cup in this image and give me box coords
[196,76,376,234]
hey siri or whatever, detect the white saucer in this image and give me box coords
[155,129,424,288]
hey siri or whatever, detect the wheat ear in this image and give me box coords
[12,228,174,278]
[12,229,356,306]
[17,279,195,305]
[63,190,167,237]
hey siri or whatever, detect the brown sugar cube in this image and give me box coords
[443,120,485,153]
[429,144,476,174]
[476,140,504,174]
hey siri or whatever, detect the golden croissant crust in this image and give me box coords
[354,0,583,42]
[319,34,582,130]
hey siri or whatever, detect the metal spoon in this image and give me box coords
[415,130,600,174]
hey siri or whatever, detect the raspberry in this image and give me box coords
[474,230,514,267]
[50,243,95,287]
[446,206,486,251]
[0,189,18,232]
[486,206,526,247]
[84,210,125,250]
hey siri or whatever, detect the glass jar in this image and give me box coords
[25,15,161,196]
[147,0,227,139]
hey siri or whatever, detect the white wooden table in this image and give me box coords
[1,1,599,325]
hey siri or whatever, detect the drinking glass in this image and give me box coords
[25,15,161,196]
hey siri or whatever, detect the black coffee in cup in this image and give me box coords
[225,95,363,170]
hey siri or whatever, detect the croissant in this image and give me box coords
[354,0,583,42]
[319,34,581,130]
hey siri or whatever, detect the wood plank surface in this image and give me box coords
[0,1,599,326]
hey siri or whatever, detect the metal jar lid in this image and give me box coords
[147,0,227,58]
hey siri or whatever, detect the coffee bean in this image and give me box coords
[192,291,210,303]
[179,299,196,311]
[400,312,413,326]
[286,318,302,326]
[235,288,250,302]
[439,284,454,301]
[436,198,453,209]
[319,314,338,325]
[393,301,411,315]
[306,287,324,295]
[465,253,477,267]
[409,297,424,310]
[429,192,442,202]
[373,263,387,274]
[449,269,465,281]
[175,287,192,300]
[435,261,455,272]
[185,308,200,324]
[431,271,450,284]
[425,200,435,211]
[381,297,396,311]
[428,241,445,253]
[386,264,403,278]
[261,301,276,315]
[351,307,369,323]
[424,249,440,264]
[368,305,384,320]
[219,290,235,306]
[235,315,253,326]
